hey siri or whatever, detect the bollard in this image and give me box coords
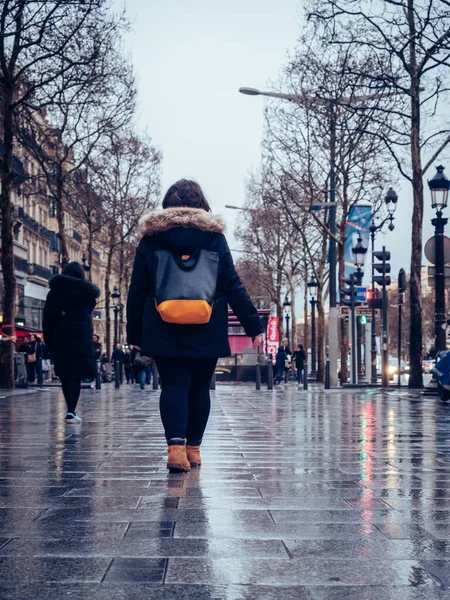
[96,360,102,390]
[152,362,159,390]
[115,361,120,389]
[303,363,308,390]
[37,357,43,385]
[267,358,273,390]
[210,371,216,390]
[255,362,261,391]
[325,358,331,390]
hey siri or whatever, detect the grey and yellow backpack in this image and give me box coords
[154,249,219,324]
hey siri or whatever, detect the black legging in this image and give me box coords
[154,357,217,444]
[61,378,81,414]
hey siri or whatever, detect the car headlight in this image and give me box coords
[388,365,396,374]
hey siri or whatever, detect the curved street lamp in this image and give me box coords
[368,187,398,383]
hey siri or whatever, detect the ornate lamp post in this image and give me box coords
[352,235,367,286]
[428,165,450,353]
[369,188,398,383]
[283,294,291,350]
[81,255,90,274]
[352,236,368,381]
[111,286,121,348]
[307,276,319,379]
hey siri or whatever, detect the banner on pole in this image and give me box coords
[267,317,279,358]
[344,204,372,278]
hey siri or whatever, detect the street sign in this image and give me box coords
[424,236,450,265]
[340,305,370,316]
[355,286,367,303]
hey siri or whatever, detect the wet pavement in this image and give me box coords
[1,383,450,599]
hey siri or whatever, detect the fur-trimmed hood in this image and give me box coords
[139,207,226,237]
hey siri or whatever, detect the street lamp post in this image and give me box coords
[81,255,90,274]
[308,276,319,379]
[283,294,292,350]
[369,188,398,383]
[428,165,450,353]
[111,286,121,349]
[239,86,379,387]
[352,236,368,382]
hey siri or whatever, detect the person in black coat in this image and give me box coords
[292,344,307,385]
[127,179,263,472]
[274,346,288,385]
[43,262,100,424]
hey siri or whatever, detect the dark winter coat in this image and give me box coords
[293,349,306,369]
[275,349,288,370]
[126,207,263,358]
[93,341,102,360]
[43,275,100,380]
[111,348,125,364]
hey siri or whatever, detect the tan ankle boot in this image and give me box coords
[186,445,202,467]
[167,444,191,472]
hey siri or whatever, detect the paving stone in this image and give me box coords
[1,384,450,596]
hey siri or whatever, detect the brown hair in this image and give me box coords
[162,179,211,212]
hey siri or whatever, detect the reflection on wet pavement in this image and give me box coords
[1,384,450,598]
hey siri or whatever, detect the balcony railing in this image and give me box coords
[14,257,28,273]
[16,206,52,241]
[28,263,52,281]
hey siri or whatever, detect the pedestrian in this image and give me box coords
[93,335,102,361]
[274,346,287,385]
[33,335,44,384]
[43,261,100,424]
[123,348,135,384]
[280,337,292,382]
[130,346,149,390]
[111,343,125,383]
[127,178,263,472]
[292,343,307,387]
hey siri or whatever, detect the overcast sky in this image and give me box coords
[118,0,449,289]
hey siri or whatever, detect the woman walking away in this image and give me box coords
[43,262,100,424]
[127,179,263,473]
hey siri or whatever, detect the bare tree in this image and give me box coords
[90,131,161,358]
[307,0,450,387]
[0,0,127,387]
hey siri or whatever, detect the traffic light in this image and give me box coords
[373,249,391,286]
[340,276,356,307]
[359,315,369,325]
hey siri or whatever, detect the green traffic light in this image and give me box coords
[359,315,368,325]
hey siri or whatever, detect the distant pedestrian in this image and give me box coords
[93,335,102,361]
[111,343,125,383]
[123,348,135,384]
[43,261,100,424]
[131,346,149,390]
[127,179,263,472]
[293,344,307,387]
[274,346,288,385]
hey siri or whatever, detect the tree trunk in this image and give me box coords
[407,0,424,389]
[290,281,296,348]
[104,249,114,360]
[0,96,16,388]
[338,206,349,383]
[87,213,93,283]
[303,269,309,349]
[316,290,325,382]
[55,174,70,268]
